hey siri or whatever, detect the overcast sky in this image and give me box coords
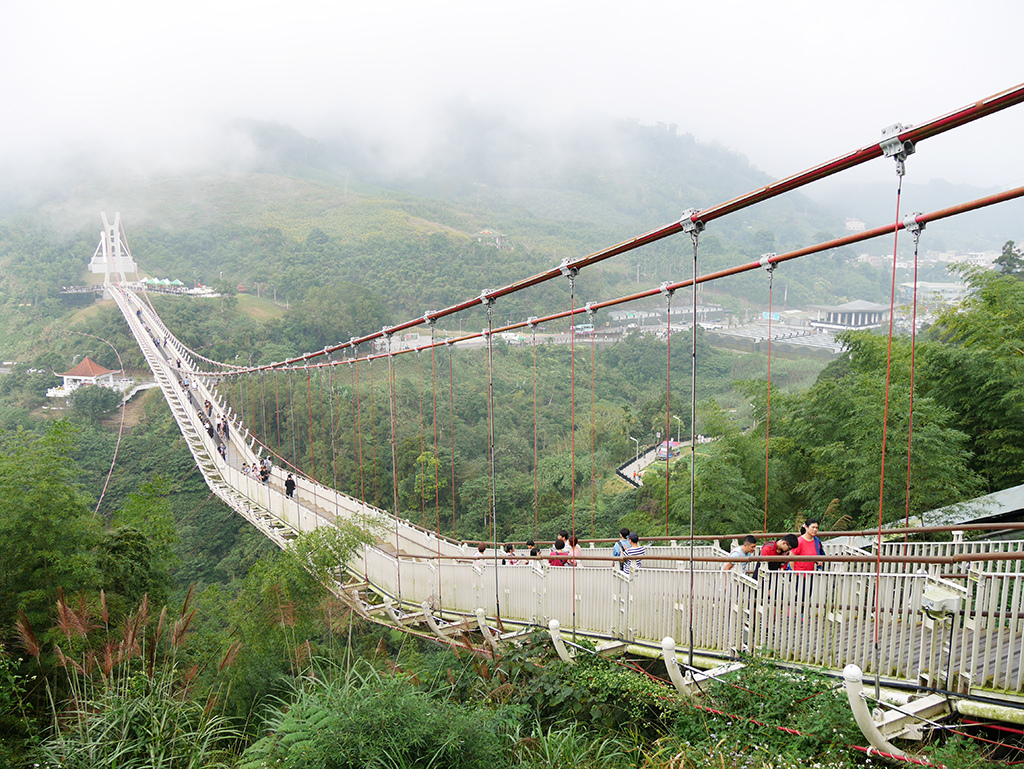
[3,0,1023,192]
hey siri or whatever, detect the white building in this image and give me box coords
[47,357,131,398]
[808,300,893,331]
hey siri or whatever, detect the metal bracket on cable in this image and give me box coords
[903,212,926,240]
[585,302,596,318]
[659,281,675,298]
[679,208,705,235]
[880,123,916,177]
[424,311,437,327]
[526,316,540,328]
[559,258,579,280]
[760,252,777,274]
[480,290,496,307]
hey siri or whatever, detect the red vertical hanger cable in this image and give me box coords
[418,350,426,529]
[369,359,379,508]
[532,321,539,542]
[306,366,317,483]
[589,310,596,538]
[874,150,909,697]
[448,343,457,538]
[430,322,442,608]
[762,258,776,533]
[386,335,402,602]
[664,284,673,537]
[903,217,925,544]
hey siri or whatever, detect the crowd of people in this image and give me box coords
[240,457,275,485]
[722,520,825,575]
[470,519,827,575]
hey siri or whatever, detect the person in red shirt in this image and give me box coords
[759,533,798,572]
[791,519,823,572]
[548,538,568,566]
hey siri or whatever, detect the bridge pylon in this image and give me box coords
[89,212,139,292]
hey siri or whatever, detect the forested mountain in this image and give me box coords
[1,111,857,355]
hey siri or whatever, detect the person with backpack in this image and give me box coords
[791,519,824,572]
[611,527,631,570]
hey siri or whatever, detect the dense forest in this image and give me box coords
[1,116,1021,765]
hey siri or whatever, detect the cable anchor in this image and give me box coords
[880,123,916,177]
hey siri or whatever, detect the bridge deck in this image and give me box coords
[113,285,1024,704]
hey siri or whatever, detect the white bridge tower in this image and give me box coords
[88,212,138,286]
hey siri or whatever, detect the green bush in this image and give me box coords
[241,663,508,769]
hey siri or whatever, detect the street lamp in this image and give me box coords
[673,414,682,443]
[629,436,639,472]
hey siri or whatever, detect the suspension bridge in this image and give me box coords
[98,82,1024,753]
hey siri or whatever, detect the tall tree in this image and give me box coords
[0,422,103,629]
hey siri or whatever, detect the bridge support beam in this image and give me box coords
[843,664,909,760]
[548,619,573,664]
[662,637,688,695]
[475,608,500,654]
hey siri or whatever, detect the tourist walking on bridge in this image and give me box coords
[723,535,758,574]
[791,520,823,572]
[759,534,798,572]
[612,527,630,571]
[623,532,645,575]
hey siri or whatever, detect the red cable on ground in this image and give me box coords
[683,700,938,767]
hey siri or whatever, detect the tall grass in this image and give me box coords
[18,588,241,768]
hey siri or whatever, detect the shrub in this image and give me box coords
[240,662,507,769]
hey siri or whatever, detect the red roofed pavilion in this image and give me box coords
[57,356,120,388]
